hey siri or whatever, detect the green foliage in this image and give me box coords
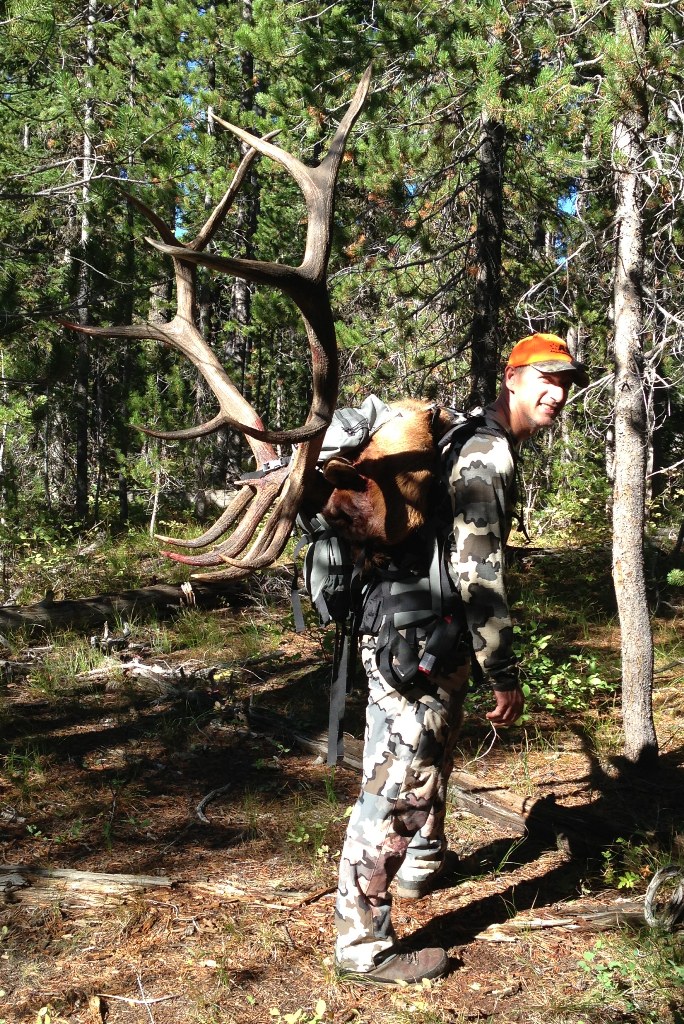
[578,933,684,1018]
[0,518,189,603]
[0,0,682,600]
[514,621,615,713]
[285,808,334,865]
[159,609,227,655]
[30,636,105,695]
[601,835,664,891]
[2,743,46,797]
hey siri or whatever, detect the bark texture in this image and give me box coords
[611,7,658,767]
[470,113,505,406]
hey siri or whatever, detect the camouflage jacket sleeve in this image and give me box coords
[444,419,519,691]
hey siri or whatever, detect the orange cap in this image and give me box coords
[506,333,588,386]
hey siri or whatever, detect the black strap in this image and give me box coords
[238,456,291,481]
[328,622,354,765]
[375,616,420,687]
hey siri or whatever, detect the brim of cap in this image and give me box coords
[530,359,589,387]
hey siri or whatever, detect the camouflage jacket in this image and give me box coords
[443,409,519,692]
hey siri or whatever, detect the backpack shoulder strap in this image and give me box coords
[436,407,487,459]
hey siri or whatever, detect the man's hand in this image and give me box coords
[486,686,524,726]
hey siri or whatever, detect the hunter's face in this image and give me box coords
[507,364,572,440]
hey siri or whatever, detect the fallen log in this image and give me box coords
[247,706,613,849]
[476,869,684,938]
[0,579,249,637]
[474,900,648,940]
[0,864,313,914]
[1,865,171,911]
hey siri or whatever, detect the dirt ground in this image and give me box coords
[1,611,683,1024]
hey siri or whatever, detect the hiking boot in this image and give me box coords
[395,850,460,899]
[337,947,449,986]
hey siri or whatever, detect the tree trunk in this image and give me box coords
[611,6,658,767]
[469,112,505,407]
[74,0,97,520]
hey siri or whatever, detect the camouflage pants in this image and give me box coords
[334,633,469,971]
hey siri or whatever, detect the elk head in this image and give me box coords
[308,399,455,548]
[62,68,372,580]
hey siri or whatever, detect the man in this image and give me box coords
[334,333,588,985]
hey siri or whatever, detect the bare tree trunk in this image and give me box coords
[116,0,140,526]
[149,441,164,539]
[469,112,505,407]
[210,0,258,483]
[611,6,658,767]
[74,0,97,520]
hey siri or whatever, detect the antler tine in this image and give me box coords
[64,311,309,445]
[319,65,373,178]
[137,413,230,442]
[136,411,321,445]
[191,129,280,252]
[164,469,296,575]
[156,485,254,550]
[164,491,283,567]
[59,319,172,344]
[116,130,279,252]
[159,465,289,557]
[208,443,316,574]
[167,403,320,578]
[211,64,372,246]
[66,71,371,580]
[123,192,181,247]
[203,472,289,559]
[213,484,301,573]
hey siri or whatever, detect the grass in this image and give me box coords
[574,931,684,1021]
[1,534,683,1023]
[29,635,107,695]
[1,523,192,604]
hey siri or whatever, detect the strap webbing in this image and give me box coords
[290,534,307,633]
[328,623,352,765]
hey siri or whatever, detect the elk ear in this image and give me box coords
[431,405,457,442]
[323,456,367,491]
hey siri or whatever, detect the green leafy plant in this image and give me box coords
[286,823,311,846]
[578,932,684,1016]
[514,622,614,712]
[601,835,661,890]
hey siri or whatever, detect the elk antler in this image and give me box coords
[64,66,372,580]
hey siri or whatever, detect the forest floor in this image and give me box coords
[1,552,683,1024]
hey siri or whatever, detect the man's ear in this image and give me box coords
[503,364,520,392]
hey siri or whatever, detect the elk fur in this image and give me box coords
[306,399,454,548]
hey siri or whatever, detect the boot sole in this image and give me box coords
[336,957,449,986]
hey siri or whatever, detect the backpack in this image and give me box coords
[291,395,398,631]
[316,393,400,463]
[292,512,360,628]
[292,398,487,763]
[290,512,361,767]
